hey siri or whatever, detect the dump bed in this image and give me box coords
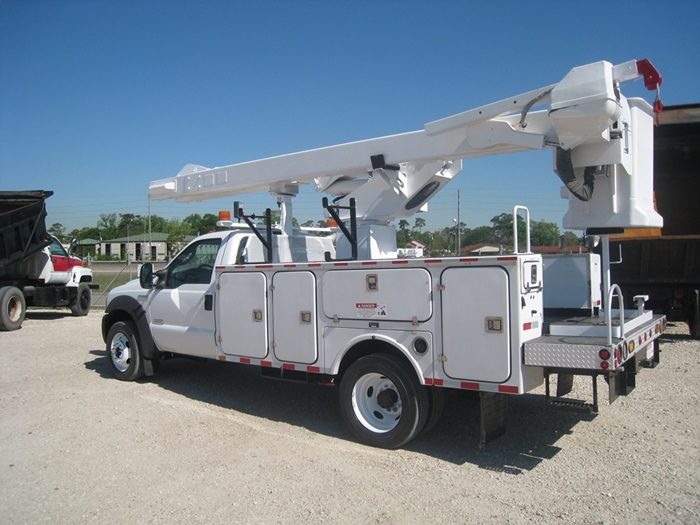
[0,191,54,275]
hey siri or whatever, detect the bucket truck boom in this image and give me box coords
[149,59,662,249]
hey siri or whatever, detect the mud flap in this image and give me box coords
[641,339,661,369]
[608,361,637,403]
[556,373,574,397]
[143,359,158,377]
[480,392,507,448]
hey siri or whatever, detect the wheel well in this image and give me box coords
[102,309,133,340]
[102,299,159,360]
[336,339,414,382]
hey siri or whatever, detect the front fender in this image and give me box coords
[102,295,158,360]
[70,266,93,283]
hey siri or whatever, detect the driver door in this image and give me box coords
[147,238,221,359]
[47,238,71,284]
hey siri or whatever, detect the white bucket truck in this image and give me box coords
[103,59,666,448]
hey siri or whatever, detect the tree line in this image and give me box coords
[48,212,221,244]
[396,213,580,256]
[49,210,581,257]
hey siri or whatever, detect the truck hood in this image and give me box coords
[106,278,144,306]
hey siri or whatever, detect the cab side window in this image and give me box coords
[166,239,221,288]
[48,239,68,256]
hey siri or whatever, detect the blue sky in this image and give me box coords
[1,0,698,234]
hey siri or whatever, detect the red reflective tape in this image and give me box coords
[392,260,409,264]
[282,363,295,370]
[523,322,532,331]
[240,357,251,364]
[308,263,322,267]
[283,264,296,268]
[433,379,444,387]
[255,265,273,269]
[424,378,433,385]
[261,361,273,367]
[460,258,478,262]
[425,259,443,264]
[307,366,320,373]
[498,385,519,394]
[215,266,226,270]
[361,261,378,265]
[461,382,479,390]
[497,256,517,261]
[334,262,348,267]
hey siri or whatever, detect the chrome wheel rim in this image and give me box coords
[110,333,132,373]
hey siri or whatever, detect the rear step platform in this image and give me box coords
[545,372,599,413]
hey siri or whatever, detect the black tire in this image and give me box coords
[339,353,429,449]
[0,286,26,331]
[420,386,445,436]
[106,321,145,381]
[70,282,91,316]
[689,289,700,340]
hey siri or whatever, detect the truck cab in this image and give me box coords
[103,229,336,368]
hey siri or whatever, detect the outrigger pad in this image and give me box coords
[480,392,508,448]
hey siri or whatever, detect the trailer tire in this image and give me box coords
[106,321,145,381]
[70,282,91,317]
[339,353,428,449]
[689,289,700,340]
[0,286,26,331]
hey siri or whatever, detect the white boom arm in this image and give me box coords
[150,59,662,254]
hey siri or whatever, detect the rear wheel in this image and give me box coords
[421,386,445,436]
[339,353,428,449]
[0,286,26,331]
[106,321,145,381]
[70,282,91,316]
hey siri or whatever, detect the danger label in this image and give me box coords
[355,303,387,317]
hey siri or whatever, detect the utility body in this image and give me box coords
[0,191,96,330]
[103,59,667,448]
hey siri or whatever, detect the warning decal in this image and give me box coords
[355,302,388,318]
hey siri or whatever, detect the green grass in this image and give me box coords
[90,272,137,306]
[92,272,135,290]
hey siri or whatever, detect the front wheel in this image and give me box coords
[339,353,429,449]
[0,286,26,331]
[70,282,91,316]
[106,321,145,381]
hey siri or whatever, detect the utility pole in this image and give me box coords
[457,189,461,256]
[148,197,152,261]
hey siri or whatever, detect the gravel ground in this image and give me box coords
[1,310,698,524]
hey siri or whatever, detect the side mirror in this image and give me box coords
[139,263,154,289]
